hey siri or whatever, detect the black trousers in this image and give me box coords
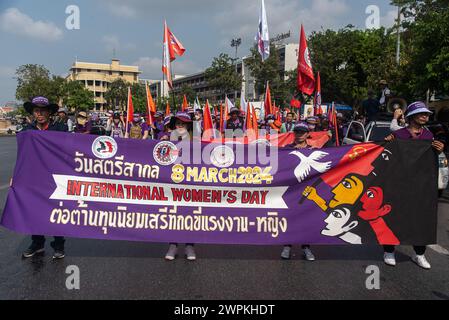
[32,235,65,251]
[383,245,426,255]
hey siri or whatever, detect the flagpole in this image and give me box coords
[125,87,130,137]
[170,65,177,112]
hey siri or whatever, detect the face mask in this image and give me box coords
[268,120,274,124]
[133,117,140,123]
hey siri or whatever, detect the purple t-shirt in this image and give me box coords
[393,127,433,141]
[127,122,149,135]
[74,121,92,134]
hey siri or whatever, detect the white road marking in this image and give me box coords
[428,244,449,256]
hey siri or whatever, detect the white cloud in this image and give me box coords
[381,9,399,29]
[0,8,63,41]
[134,56,201,79]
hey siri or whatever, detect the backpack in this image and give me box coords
[129,123,143,139]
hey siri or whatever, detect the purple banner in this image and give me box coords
[1,131,438,245]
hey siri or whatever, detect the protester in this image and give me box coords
[55,107,73,132]
[164,111,197,261]
[379,80,391,110]
[390,107,407,132]
[125,113,149,140]
[106,112,125,138]
[152,111,165,140]
[362,90,381,122]
[159,115,173,141]
[384,101,444,269]
[74,111,92,134]
[226,107,244,133]
[21,96,67,259]
[194,109,204,134]
[281,122,316,261]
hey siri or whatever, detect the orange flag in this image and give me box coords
[203,100,215,140]
[264,82,273,115]
[251,104,259,139]
[125,87,134,136]
[245,104,252,131]
[146,82,156,125]
[165,102,171,117]
[182,95,188,112]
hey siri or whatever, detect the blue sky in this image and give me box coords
[0,0,397,104]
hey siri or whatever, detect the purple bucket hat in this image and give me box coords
[405,101,433,118]
[293,122,310,133]
[163,116,172,126]
[24,96,59,115]
[173,111,192,123]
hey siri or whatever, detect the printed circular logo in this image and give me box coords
[210,145,235,168]
[153,141,179,165]
[92,136,118,159]
[304,47,312,68]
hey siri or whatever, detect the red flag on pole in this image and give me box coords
[182,94,188,112]
[297,24,315,95]
[264,82,273,115]
[219,103,224,133]
[162,21,185,88]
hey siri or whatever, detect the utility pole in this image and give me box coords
[396,5,401,65]
[231,38,242,100]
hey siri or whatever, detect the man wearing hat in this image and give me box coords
[74,111,92,134]
[226,107,244,133]
[21,96,67,259]
[54,107,73,132]
[125,113,149,140]
[281,122,316,261]
[384,101,444,270]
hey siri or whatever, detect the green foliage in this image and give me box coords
[63,81,95,112]
[205,53,242,101]
[15,64,59,103]
[246,44,294,106]
[104,78,129,111]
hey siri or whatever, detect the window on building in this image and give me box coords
[87,80,94,86]
[95,92,101,97]
[120,72,124,76]
[95,81,101,87]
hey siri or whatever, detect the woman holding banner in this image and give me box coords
[164,112,197,261]
[281,122,316,261]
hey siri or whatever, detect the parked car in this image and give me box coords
[343,120,449,194]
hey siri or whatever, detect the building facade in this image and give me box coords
[66,59,141,110]
[147,43,299,104]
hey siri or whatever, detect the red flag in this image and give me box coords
[166,24,185,61]
[297,24,315,95]
[162,21,173,88]
[264,83,273,115]
[203,100,215,140]
[182,95,188,111]
[145,83,156,125]
[165,102,171,117]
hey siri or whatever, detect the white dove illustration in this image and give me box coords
[290,151,332,183]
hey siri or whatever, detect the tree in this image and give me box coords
[15,64,54,103]
[205,53,242,102]
[104,78,129,111]
[180,84,196,103]
[63,81,95,112]
[391,0,449,100]
[130,82,147,115]
[245,44,291,106]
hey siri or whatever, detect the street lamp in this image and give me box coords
[231,38,242,100]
